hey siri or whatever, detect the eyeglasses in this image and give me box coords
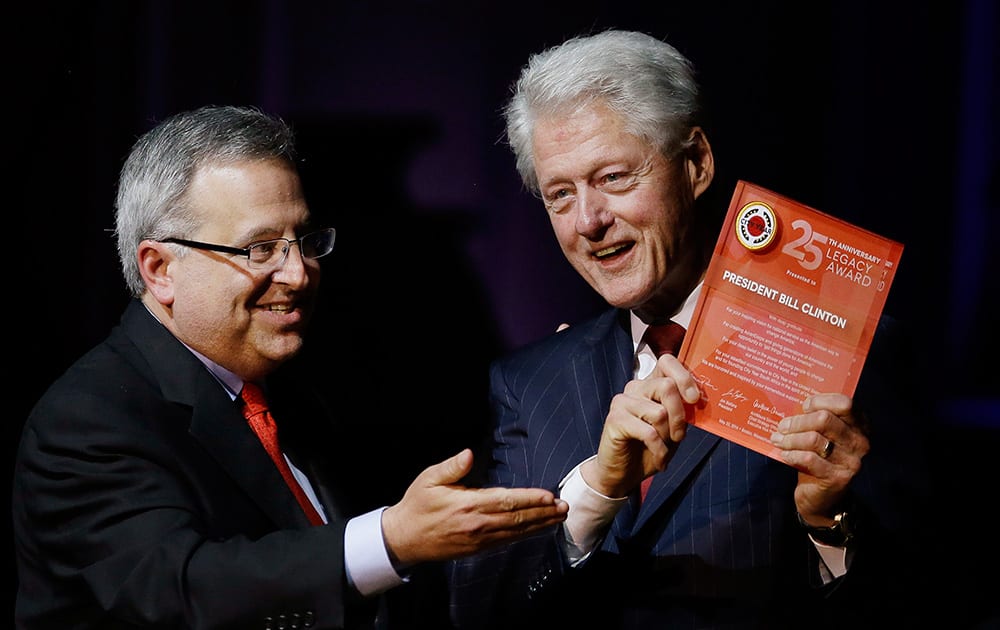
[159,227,336,270]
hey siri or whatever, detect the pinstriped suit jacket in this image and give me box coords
[450,307,933,629]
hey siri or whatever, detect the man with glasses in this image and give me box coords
[12,105,567,629]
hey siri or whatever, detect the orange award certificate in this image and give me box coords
[678,180,904,461]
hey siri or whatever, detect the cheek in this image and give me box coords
[173,270,250,339]
[175,288,232,339]
[639,189,687,239]
[549,214,579,247]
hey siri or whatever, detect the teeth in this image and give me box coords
[268,305,291,312]
[595,244,626,258]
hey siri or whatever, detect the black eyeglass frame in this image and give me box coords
[158,227,336,269]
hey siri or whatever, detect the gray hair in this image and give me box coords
[114,105,297,297]
[504,29,701,194]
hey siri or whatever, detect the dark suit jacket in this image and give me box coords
[12,299,404,629]
[450,308,936,629]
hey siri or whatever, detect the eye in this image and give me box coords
[248,240,281,263]
[600,171,633,189]
[598,171,638,192]
[543,187,574,214]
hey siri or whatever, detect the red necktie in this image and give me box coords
[240,383,324,525]
[640,321,687,502]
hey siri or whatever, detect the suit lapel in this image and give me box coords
[567,310,635,454]
[271,386,351,523]
[564,312,646,543]
[632,426,721,532]
[566,307,724,538]
[188,381,314,529]
[121,300,313,529]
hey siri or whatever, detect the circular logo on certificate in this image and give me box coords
[735,201,777,251]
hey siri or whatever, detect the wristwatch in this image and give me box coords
[797,510,855,547]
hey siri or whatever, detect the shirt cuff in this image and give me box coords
[344,507,406,596]
[559,456,628,553]
[811,537,851,580]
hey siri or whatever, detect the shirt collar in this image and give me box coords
[185,345,244,400]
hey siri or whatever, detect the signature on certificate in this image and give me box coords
[696,375,719,391]
[721,388,748,402]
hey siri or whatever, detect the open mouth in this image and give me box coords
[594,242,633,259]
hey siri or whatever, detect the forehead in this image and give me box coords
[533,103,651,183]
[187,160,309,234]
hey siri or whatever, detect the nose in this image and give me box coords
[271,241,311,288]
[574,187,613,239]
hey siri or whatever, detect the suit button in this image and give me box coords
[303,611,315,627]
[277,613,288,629]
[264,616,274,630]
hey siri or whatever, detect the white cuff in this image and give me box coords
[344,507,406,596]
[811,537,850,580]
[559,456,628,553]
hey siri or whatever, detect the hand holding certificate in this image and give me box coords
[678,180,903,460]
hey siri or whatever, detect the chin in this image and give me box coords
[266,337,306,362]
[595,281,649,309]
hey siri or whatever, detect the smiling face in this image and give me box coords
[532,101,714,321]
[138,158,321,381]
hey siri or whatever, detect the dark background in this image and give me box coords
[10,0,998,624]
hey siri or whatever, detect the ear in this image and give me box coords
[137,240,176,306]
[684,127,715,199]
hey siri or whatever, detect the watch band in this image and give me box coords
[797,510,854,547]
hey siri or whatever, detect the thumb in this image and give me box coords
[420,448,474,487]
